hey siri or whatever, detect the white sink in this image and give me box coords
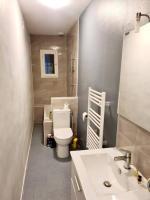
[80,153,140,196]
[71,148,150,200]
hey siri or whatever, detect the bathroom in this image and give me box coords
[0,0,150,199]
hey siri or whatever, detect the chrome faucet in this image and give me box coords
[114,149,131,170]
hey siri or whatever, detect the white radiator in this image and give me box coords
[86,87,106,149]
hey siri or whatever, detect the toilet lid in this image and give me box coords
[54,128,73,139]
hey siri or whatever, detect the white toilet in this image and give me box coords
[53,107,73,158]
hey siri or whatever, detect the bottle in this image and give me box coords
[72,136,78,150]
[51,136,56,148]
[49,111,52,120]
[47,134,56,148]
[47,134,52,147]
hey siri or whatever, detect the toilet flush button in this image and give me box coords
[64,104,69,109]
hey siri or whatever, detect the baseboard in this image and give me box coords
[20,126,33,200]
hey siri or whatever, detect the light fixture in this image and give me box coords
[50,46,60,51]
[58,32,65,36]
[38,0,71,10]
[135,12,150,33]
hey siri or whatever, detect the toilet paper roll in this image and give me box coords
[82,112,88,121]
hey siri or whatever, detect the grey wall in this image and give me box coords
[0,0,33,199]
[78,0,126,148]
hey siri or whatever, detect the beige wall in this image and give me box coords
[0,0,33,200]
[67,22,79,97]
[31,35,68,123]
[116,0,150,179]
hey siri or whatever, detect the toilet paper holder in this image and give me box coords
[82,101,111,122]
[82,112,88,122]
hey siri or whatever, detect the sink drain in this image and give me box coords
[103,181,112,188]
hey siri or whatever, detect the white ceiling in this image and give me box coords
[18,0,92,35]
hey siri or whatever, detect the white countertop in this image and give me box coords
[71,148,150,200]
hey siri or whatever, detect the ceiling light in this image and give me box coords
[38,0,71,10]
[58,32,65,36]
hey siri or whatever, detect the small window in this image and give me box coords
[40,50,58,78]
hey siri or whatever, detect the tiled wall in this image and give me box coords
[31,35,68,123]
[116,116,150,179]
[67,22,79,97]
[33,105,44,124]
[51,97,78,134]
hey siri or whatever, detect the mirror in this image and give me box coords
[118,23,150,132]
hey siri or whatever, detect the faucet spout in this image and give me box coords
[114,149,131,170]
[114,156,127,161]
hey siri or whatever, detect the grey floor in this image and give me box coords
[22,125,71,200]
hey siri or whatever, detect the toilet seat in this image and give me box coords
[54,128,73,139]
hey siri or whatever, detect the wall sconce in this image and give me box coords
[135,12,150,33]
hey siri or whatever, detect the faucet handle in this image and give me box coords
[119,148,131,156]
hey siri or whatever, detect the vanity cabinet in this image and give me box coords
[71,163,86,200]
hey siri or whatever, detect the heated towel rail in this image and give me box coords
[86,87,106,149]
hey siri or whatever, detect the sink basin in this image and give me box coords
[71,148,149,200]
[81,153,131,196]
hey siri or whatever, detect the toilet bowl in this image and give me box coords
[54,128,73,158]
[53,107,73,158]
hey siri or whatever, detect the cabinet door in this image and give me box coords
[73,174,85,200]
[71,163,86,200]
[71,177,77,200]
